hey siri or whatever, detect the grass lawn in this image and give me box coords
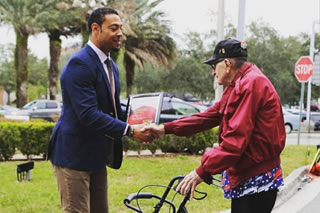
[0,145,317,213]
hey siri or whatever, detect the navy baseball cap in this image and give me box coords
[204,38,248,65]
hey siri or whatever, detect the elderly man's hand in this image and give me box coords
[143,124,165,138]
[131,124,155,143]
[176,170,203,199]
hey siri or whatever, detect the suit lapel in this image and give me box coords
[85,45,120,113]
[85,45,114,101]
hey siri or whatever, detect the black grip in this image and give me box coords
[124,192,153,203]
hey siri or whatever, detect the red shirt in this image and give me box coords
[164,62,286,188]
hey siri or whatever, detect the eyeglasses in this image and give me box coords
[210,58,225,70]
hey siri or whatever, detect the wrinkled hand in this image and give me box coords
[132,124,155,143]
[144,124,165,138]
[176,170,203,199]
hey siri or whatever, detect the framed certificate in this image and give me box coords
[126,92,164,125]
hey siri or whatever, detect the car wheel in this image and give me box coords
[285,124,292,134]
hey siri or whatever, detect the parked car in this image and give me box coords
[163,92,207,108]
[302,112,320,123]
[310,104,320,112]
[10,100,62,121]
[0,105,19,116]
[283,108,301,134]
[159,97,207,123]
[315,120,320,131]
[121,96,207,123]
[286,108,307,116]
[302,112,320,131]
[285,108,319,132]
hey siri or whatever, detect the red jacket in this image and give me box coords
[164,62,286,188]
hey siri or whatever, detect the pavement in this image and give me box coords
[273,166,320,213]
[220,165,320,213]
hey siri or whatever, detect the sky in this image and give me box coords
[0,0,319,60]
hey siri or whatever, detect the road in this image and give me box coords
[285,132,320,146]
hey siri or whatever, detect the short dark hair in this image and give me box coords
[87,8,119,34]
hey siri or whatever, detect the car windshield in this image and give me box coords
[171,101,199,115]
[22,101,37,109]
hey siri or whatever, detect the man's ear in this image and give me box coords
[91,23,101,33]
[224,59,232,68]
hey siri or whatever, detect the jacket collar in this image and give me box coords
[87,39,111,63]
[84,43,118,101]
[229,62,253,87]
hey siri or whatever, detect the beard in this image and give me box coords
[111,47,121,52]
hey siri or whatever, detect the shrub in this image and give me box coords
[0,122,21,160]
[0,120,218,159]
[16,122,55,159]
[144,141,158,155]
[122,136,130,153]
[0,121,54,160]
[153,128,219,154]
[185,128,219,154]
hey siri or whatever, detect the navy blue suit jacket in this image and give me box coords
[48,44,127,171]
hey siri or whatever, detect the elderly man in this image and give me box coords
[148,38,286,213]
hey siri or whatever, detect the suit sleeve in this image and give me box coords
[62,57,127,138]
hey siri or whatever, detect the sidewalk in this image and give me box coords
[11,149,171,160]
[274,169,320,213]
[273,165,310,210]
[219,165,318,213]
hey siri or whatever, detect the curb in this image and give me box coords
[273,165,310,209]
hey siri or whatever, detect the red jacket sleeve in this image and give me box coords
[164,101,222,136]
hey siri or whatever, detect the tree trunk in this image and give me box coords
[124,53,135,97]
[4,89,11,105]
[48,31,62,100]
[15,31,29,108]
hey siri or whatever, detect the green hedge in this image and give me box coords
[0,121,219,160]
[122,128,219,155]
[0,121,55,160]
[0,122,20,160]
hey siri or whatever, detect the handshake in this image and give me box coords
[130,123,165,143]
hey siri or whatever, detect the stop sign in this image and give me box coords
[295,56,314,82]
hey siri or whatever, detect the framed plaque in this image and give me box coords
[126,92,164,125]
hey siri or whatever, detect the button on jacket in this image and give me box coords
[164,62,286,188]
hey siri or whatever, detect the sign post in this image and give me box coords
[312,55,320,86]
[295,56,314,144]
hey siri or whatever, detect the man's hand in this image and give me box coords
[132,124,155,143]
[176,170,203,199]
[144,124,165,138]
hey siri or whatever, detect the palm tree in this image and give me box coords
[0,44,15,104]
[0,0,56,107]
[35,0,83,100]
[119,0,176,96]
[69,0,176,97]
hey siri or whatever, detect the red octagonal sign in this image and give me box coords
[295,56,314,82]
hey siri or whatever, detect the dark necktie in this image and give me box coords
[105,58,118,118]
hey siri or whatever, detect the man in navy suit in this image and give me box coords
[48,7,153,213]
